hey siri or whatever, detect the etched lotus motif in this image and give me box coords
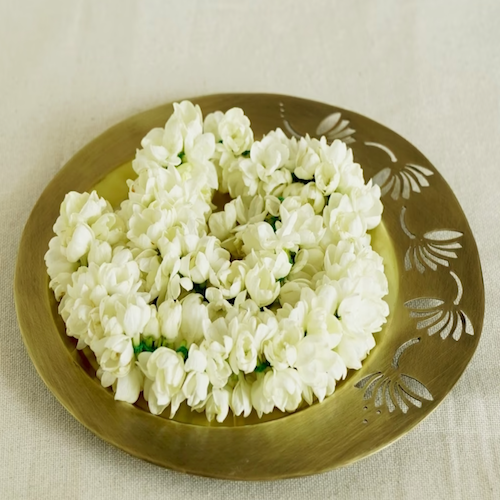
[366,141,433,200]
[315,112,356,144]
[355,338,433,414]
[400,206,463,273]
[405,271,474,341]
[279,102,356,143]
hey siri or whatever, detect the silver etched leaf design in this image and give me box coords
[400,206,463,273]
[356,372,433,413]
[315,112,356,144]
[372,163,434,200]
[279,102,356,143]
[365,141,433,200]
[405,272,474,340]
[355,338,433,414]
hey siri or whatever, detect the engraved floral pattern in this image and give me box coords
[405,271,474,340]
[279,102,356,143]
[366,141,433,200]
[400,206,463,273]
[355,338,433,414]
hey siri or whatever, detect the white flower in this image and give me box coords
[127,202,177,250]
[54,191,111,239]
[323,243,387,300]
[133,248,161,296]
[251,130,290,176]
[323,193,365,241]
[165,272,194,301]
[338,294,389,335]
[88,240,113,266]
[177,159,218,194]
[265,195,281,216]
[93,334,134,379]
[245,249,292,281]
[205,387,232,423]
[323,241,357,280]
[239,221,278,253]
[349,182,383,230]
[203,111,224,142]
[299,182,326,214]
[179,294,210,345]
[228,317,260,374]
[45,236,78,299]
[63,297,96,345]
[172,100,203,145]
[282,183,304,198]
[276,203,325,250]
[143,306,160,339]
[278,279,311,307]
[184,344,208,372]
[205,346,232,389]
[179,250,211,284]
[231,375,253,417]
[251,373,275,417]
[92,212,126,246]
[113,365,144,404]
[54,191,117,263]
[280,196,302,213]
[163,220,206,255]
[126,164,185,208]
[139,119,182,168]
[182,370,210,408]
[99,293,152,339]
[138,348,186,416]
[263,322,303,370]
[315,160,340,195]
[184,132,216,165]
[98,249,142,296]
[157,299,182,341]
[310,138,348,195]
[312,138,364,194]
[260,168,292,196]
[289,136,320,179]
[295,335,347,401]
[245,263,280,308]
[300,285,343,347]
[213,260,248,299]
[288,247,325,281]
[65,224,94,262]
[238,129,292,195]
[226,157,260,198]
[58,265,106,344]
[335,332,376,370]
[204,288,237,320]
[218,108,253,155]
[205,317,234,355]
[208,201,237,241]
[180,236,231,285]
[60,258,136,343]
[138,101,204,169]
[263,368,303,413]
[234,195,267,225]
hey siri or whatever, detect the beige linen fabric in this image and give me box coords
[1,0,499,498]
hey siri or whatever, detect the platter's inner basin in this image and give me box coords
[50,159,398,427]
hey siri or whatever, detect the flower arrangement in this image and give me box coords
[45,101,389,422]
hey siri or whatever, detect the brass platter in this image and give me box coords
[14,94,484,479]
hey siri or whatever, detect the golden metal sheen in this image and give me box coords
[14,94,484,479]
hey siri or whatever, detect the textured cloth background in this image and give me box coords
[1,0,499,498]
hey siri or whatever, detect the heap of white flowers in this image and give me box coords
[45,101,389,422]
